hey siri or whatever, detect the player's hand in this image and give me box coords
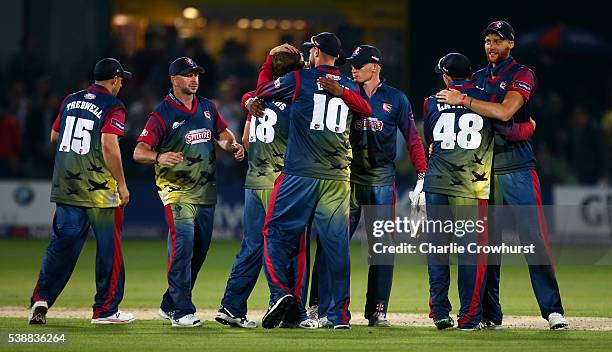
[118,183,130,207]
[317,77,344,97]
[247,98,265,118]
[270,43,300,55]
[157,152,183,167]
[232,143,245,161]
[435,88,463,105]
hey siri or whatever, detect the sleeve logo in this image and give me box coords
[111,118,125,131]
[513,81,532,92]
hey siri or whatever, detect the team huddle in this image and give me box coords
[27,20,568,331]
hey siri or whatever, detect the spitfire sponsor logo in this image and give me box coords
[172,120,185,129]
[499,81,507,90]
[84,93,96,100]
[204,110,211,119]
[513,81,532,92]
[382,103,392,112]
[139,129,149,137]
[185,128,212,144]
[354,117,383,131]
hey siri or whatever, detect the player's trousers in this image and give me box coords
[426,193,488,329]
[31,204,125,319]
[263,173,351,326]
[220,188,310,320]
[310,182,395,319]
[160,203,214,319]
[483,169,564,323]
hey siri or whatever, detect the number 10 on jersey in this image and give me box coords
[310,93,348,133]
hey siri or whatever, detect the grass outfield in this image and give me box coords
[0,239,611,351]
[1,319,612,352]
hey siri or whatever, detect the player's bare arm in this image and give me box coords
[217,128,245,161]
[242,120,251,151]
[435,88,523,122]
[50,130,59,144]
[133,141,184,167]
[101,133,129,206]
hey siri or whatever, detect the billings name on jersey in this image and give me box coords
[423,84,494,200]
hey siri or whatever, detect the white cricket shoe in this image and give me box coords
[158,308,173,321]
[298,319,318,329]
[28,301,48,325]
[172,313,201,328]
[91,310,135,324]
[215,307,256,328]
[548,313,568,330]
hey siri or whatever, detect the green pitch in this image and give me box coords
[0,239,611,351]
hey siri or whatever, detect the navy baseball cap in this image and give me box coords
[302,32,343,58]
[93,58,132,81]
[482,20,515,41]
[435,53,472,78]
[169,57,205,76]
[346,45,382,67]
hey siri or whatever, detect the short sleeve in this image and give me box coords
[136,113,166,148]
[101,107,127,136]
[509,68,536,102]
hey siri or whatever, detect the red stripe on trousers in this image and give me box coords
[294,231,307,302]
[165,205,178,282]
[428,295,437,320]
[458,199,489,328]
[341,296,351,324]
[530,169,556,272]
[94,207,124,318]
[262,173,291,294]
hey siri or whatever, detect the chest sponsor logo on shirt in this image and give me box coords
[203,110,211,119]
[84,93,96,100]
[354,117,384,131]
[172,120,185,129]
[185,128,212,144]
[382,103,392,113]
[499,81,507,90]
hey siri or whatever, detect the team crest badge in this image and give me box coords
[382,103,392,112]
[184,57,194,66]
[500,81,507,90]
[204,110,211,119]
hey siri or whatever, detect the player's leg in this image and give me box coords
[219,189,268,320]
[425,192,453,328]
[310,182,359,320]
[88,207,133,323]
[481,174,504,326]
[282,230,311,327]
[454,197,488,330]
[500,170,564,320]
[191,205,214,286]
[162,203,197,321]
[30,204,89,323]
[312,179,351,328]
[362,183,395,323]
[262,173,317,328]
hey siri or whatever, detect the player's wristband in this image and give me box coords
[468,97,473,109]
[417,172,425,180]
[155,152,160,164]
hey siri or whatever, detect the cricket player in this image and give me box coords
[216,44,317,329]
[133,57,244,328]
[308,45,428,327]
[29,58,134,325]
[255,32,372,329]
[436,21,567,330]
